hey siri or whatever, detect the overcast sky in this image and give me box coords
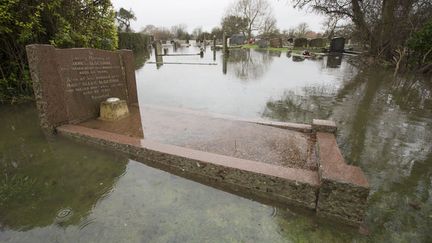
[111,0,326,33]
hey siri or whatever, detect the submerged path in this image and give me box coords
[80,105,317,170]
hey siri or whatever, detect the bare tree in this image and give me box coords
[228,0,274,39]
[141,25,172,40]
[295,22,310,38]
[261,16,279,36]
[171,24,188,39]
[322,15,342,40]
[192,27,203,39]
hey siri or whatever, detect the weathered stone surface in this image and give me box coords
[26,45,68,131]
[25,44,138,131]
[57,124,320,209]
[99,99,129,121]
[119,50,138,104]
[315,132,369,226]
[312,119,337,133]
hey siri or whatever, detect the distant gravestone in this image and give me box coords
[309,38,325,47]
[269,38,283,48]
[294,38,308,48]
[256,39,269,48]
[229,34,246,45]
[330,37,345,52]
[26,44,138,131]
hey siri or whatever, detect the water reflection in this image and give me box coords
[263,84,338,123]
[327,54,343,68]
[0,105,127,231]
[137,46,432,241]
[134,51,149,70]
[225,49,273,81]
[2,46,429,241]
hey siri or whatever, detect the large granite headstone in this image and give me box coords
[26,44,138,131]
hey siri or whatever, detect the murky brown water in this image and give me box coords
[1,45,431,242]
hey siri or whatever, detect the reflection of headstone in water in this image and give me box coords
[330,37,345,53]
[326,54,343,68]
[153,40,163,69]
[173,41,178,52]
[213,38,216,61]
[223,56,227,75]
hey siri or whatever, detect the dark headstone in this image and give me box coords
[26,44,138,131]
[256,39,269,48]
[269,38,283,48]
[154,41,163,64]
[294,38,308,48]
[330,37,345,53]
[223,33,229,55]
[309,38,325,48]
[229,34,246,46]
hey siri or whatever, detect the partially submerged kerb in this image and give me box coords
[26,45,369,227]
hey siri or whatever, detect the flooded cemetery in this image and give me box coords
[1,40,431,242]
[1,0,432,242]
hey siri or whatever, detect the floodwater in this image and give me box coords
[1,45,431,242]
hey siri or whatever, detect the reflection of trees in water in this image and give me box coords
[0,105,127,230]
[134,50,150,70]
[227,49,274,81]
[391,76,432,116]
[333,70,432,242]
[262,84,339,123]
[266,68,432,241]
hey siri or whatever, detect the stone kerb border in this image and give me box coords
[56,118,370,227]
[312,119,369,226]
[57,125,320,209]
